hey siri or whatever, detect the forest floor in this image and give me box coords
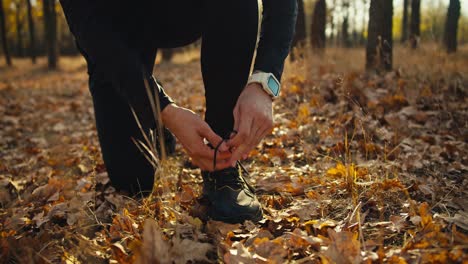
[1,45,467,263]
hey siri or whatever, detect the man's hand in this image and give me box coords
[227,83,274,166]
[162,104,231,171]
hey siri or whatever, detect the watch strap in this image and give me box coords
[247,72,280,98]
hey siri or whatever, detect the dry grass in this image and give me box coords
[0,43,467,263]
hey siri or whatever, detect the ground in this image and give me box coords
[0,45,467,263]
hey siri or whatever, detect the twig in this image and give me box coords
[431,186,455,211]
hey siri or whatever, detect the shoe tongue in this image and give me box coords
[202,167,239,182]
[213,167,239,179]
[223,166,239,174]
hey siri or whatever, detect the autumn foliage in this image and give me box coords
[1,45,467,263]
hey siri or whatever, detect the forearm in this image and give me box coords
[161,103,179,129]
[254,0,297,81]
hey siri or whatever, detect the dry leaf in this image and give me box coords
[324,229,361,264]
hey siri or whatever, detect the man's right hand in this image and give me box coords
[161,104,232,171]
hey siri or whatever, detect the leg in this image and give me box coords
[64,7,161,196]
[201,0,260,137]
[62,1,203,196]
[199,0,264,224]
[89,77,156,196]
[86,45,161,196]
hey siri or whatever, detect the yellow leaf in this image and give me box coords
[297,103,310,121]
[419,202,433,227]
[289,84,300,94]
[253,237,270,246]
[327,162,346,177]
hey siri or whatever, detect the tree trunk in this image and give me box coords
[410,0,420,49]
[291,0,306,60]
[15,2,24,57]
[366,0,393,72]
[329,16,335,45]
[43,0,58,69]
[161,49,173,63]
[360,0,367,45]
[311,0,326,51]
[0,0,12,66]
[351,2,360,46]
[26,0,36,63]
[342,16,350,47]
[444,0,460,53]
[341,2,350,47]
[401,0,409,43]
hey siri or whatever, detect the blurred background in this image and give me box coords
[0,0,467,69]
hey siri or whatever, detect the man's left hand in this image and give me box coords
[227,83,274,166]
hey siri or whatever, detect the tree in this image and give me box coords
[444,0,461,53]
[341,1,351,47]
[366,0,393,71]
[410,0,421,49]
[341,16,350,47]
[0,0,12,66]
[351,1,361,46]
[43,0,58,69]
[360,0,368,45]
[291,0,306,59]
[14,1,24,57]
[341,18,351,47]
[401,0,409,43]
[311,0,326,51]
[26,0,36,63]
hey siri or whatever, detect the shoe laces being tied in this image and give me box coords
[212,130,249,175]
[211,130,255,192]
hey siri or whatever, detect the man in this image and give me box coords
[60,0,297,223]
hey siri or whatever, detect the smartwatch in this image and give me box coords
[247,71,281,99]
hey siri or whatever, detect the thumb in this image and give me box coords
[199,123,227,151]
[233,104,240,135]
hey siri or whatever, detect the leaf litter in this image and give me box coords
[0,49,467,263]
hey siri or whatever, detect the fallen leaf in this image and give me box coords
[324,229,361,264]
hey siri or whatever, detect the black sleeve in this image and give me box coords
[253,0,297,81]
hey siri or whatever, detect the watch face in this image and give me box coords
[267,76,280,96]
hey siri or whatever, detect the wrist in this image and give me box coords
[245,83,273,102]
[247,71,281,99]
[161,103,179,128]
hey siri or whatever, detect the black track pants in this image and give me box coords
[60,0,259,195]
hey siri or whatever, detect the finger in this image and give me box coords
[198,123,228,152]
[227,112,253,148]
[213,150,232,160]
[229,131,237,139]
[251,119,273,147]
[214,159,232,171]
[261,124,273,140]
[246,119,264,149]
[262,122,274,143]
[193,144,231,160]
[239,124,264,161]
[253,125,270,147]
[233,104,240,133]
[196,157,231,172]
[193,158,211,171]
[228,144,249,167]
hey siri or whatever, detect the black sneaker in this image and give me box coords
[201,166,263,223]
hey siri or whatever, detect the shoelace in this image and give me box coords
[211,130,256,194]
[212,130,249,176]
